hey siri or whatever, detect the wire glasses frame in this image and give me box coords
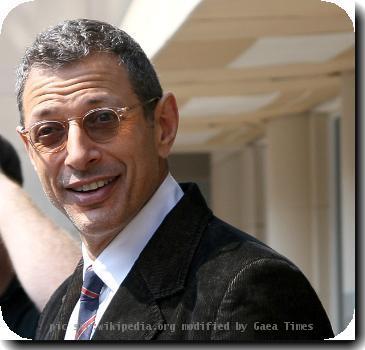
[17,97,160,154]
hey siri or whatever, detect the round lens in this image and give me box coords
[31,122,66,152]
[84,109,119,141]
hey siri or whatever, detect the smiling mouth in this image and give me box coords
[72,177,116,192]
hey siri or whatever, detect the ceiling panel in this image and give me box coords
[159,58,354,86]
[174,16,353,41]
[331,47,356,63]
[228,32,355,68]
[154,38,255,70]
[179,93,280,118]
[191,0,347,19]
[167,75,340,98]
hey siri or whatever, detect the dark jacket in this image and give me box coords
[36,183,334,341]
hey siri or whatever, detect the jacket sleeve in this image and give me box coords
[211,257,334,341]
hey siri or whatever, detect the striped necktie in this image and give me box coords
[75,265,104,340]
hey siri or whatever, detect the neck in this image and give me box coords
[81,234,115,260]
[82,164,170,260]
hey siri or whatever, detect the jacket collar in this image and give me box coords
[135,182,212,299]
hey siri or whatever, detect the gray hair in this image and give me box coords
[16,18,163,126]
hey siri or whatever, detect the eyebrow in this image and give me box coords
[32,107,59,119]
[31,96,123,120]
[82,95,123,107]
[84,97,110,106]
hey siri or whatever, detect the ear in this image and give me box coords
[16,126,38,172]
[153,93,179,159]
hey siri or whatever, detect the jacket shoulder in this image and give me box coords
[198,216,292,268]
[191,216,334,340]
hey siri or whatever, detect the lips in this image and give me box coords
[73,178,114,192]
[65,176,119,206]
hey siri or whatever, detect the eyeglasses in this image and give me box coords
[18,97,159,154]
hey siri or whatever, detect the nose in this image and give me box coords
[64,123,102,171]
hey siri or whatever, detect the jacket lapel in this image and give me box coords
[136,183,212,299]
[47,260,83,340]
[92,183,212,340]
[92,268,165,340]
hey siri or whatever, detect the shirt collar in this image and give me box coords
[82,173,184,292]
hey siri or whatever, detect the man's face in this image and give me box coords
[21,53,169,250]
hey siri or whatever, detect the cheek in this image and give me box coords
[32,155,61,197]
[37,168,56,197]
[115,124,158,163]
[133,138,160,172]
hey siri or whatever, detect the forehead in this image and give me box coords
[22,53,135,124]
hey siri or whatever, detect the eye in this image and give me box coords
[97,111,115,122]
[37,124,58,136]
[85,110,119,129]
[31,122,65,147]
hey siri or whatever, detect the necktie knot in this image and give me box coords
[80,266,104,301]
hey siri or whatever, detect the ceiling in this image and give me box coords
[151,0,354,152]
[0,0,355,154]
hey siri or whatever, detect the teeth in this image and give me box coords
[73,178,113,192]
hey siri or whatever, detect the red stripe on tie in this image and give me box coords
[81,287,99,298]
[75,315,96,340]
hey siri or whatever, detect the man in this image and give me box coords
[0,135,81,338]
[16,19,333,340]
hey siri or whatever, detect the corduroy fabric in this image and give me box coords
[35,183,334,341]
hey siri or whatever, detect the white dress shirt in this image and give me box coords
[64,173,184,339]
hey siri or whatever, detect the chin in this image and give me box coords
[69,210,121,236]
